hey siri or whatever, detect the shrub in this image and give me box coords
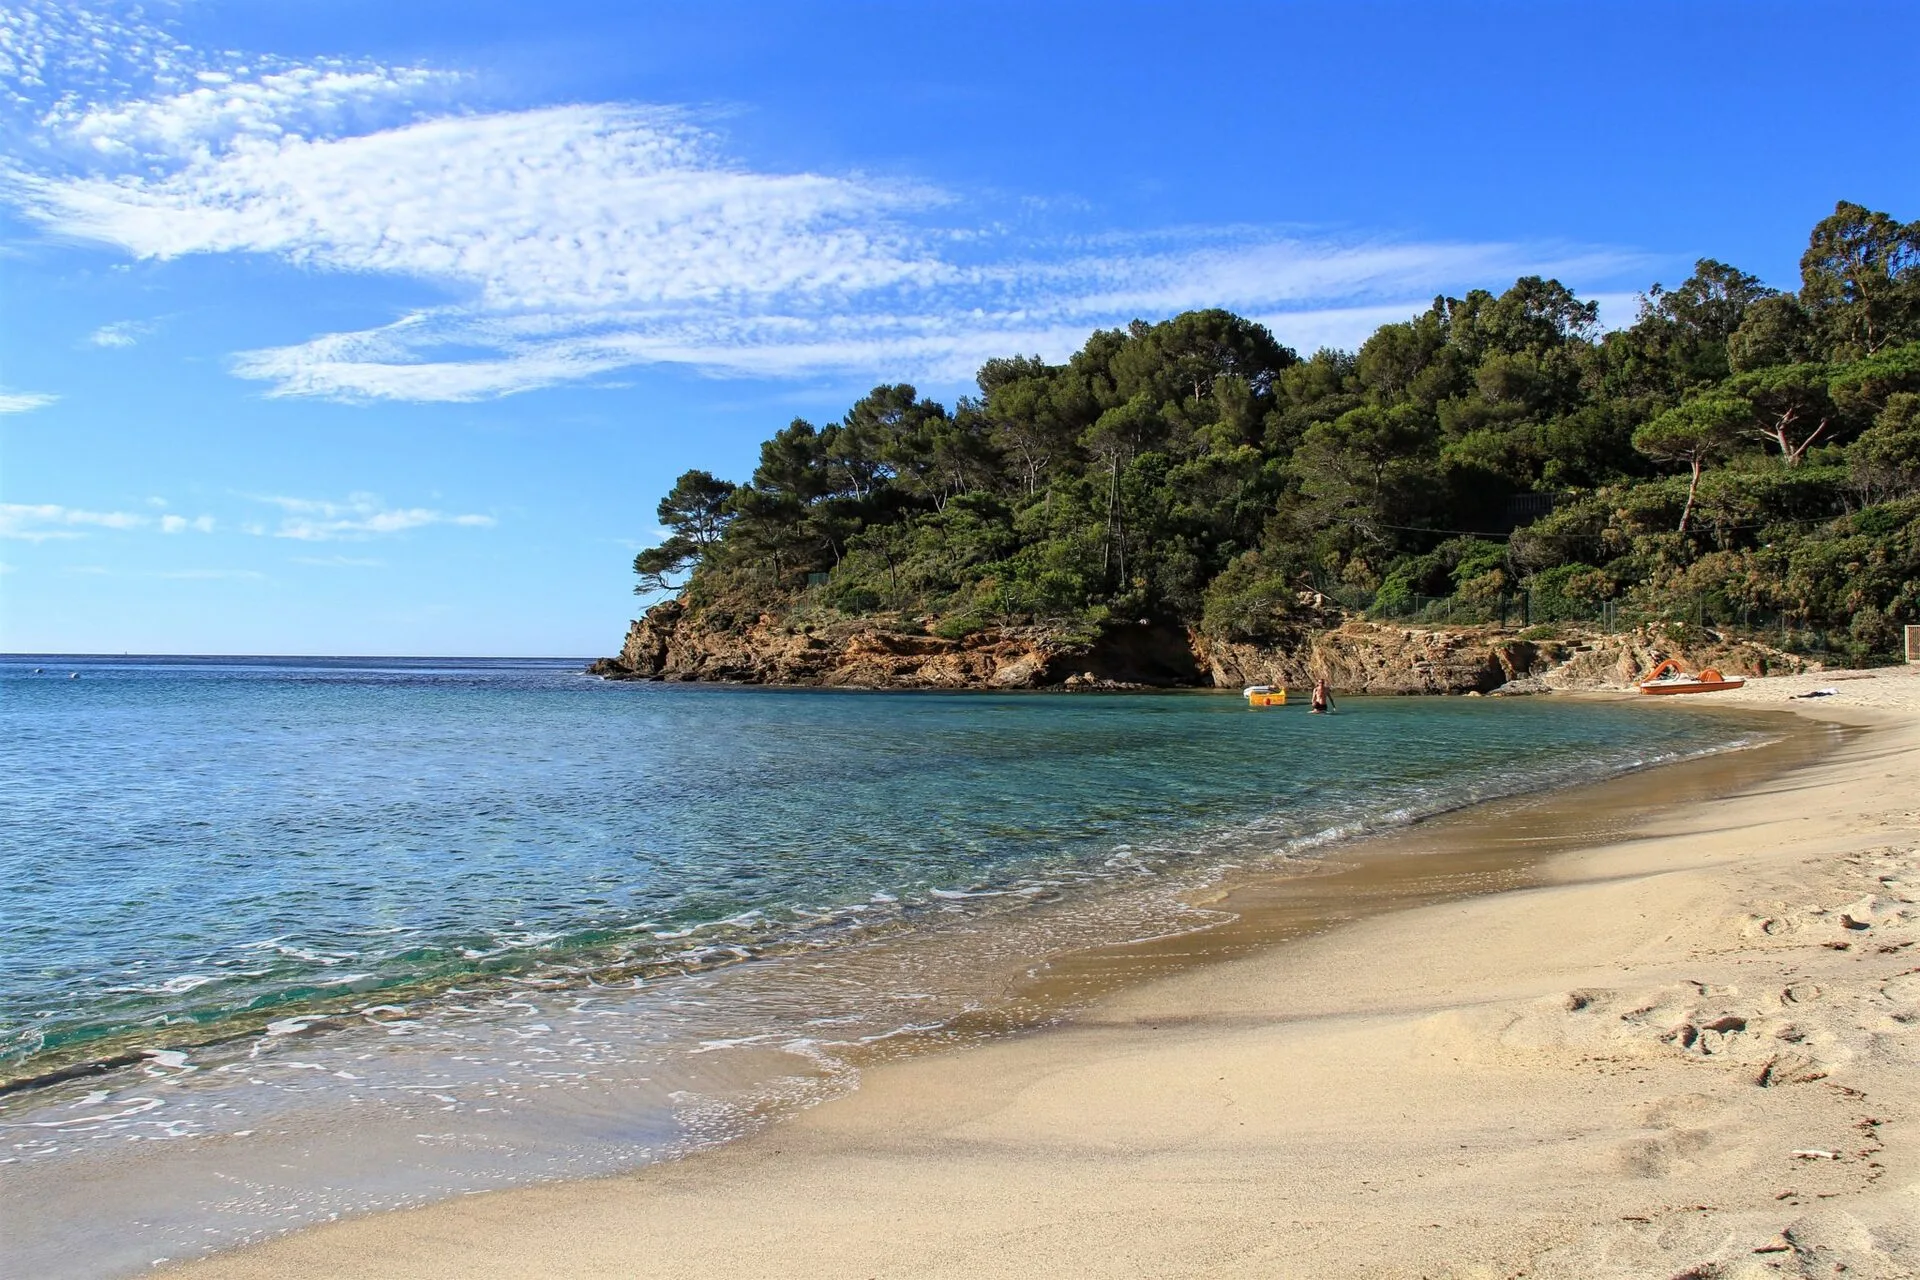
[1200,552,1300,641]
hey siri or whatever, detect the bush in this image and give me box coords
[1849,605,1899,656]
[1528,562,1613,621]
[1200,552,1300,641]
[931,611,991,641]
[827,584,883,615]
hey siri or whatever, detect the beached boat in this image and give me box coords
[1638,659,1746,695]
[1243,684,1287,707]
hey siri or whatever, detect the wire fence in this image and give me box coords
[1315,581,1879,660]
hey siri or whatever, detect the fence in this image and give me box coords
[1330,583,1883,660]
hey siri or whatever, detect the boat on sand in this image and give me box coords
[1638,658,1746,695]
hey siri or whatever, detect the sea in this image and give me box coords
[0,654,1771,1276]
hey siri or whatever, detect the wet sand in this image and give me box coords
[176,668,1920,1278]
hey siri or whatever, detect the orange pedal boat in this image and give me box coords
[1638,658,1746,695]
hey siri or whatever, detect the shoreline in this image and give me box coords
[169,667,1920,1278]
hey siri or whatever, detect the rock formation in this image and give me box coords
[589,601,1807,694]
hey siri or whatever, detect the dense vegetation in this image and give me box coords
[636,202,1920,661]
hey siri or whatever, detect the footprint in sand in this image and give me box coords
[1665,1014,1748,1056]
[1611,1124,1714,1178]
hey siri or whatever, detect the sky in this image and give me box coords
[1,1,1916,657]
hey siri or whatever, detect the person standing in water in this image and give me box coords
[1310,678,1335,714]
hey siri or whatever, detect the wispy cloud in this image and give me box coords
[0,389,58,413]
[88,319,153,347]
[0,500,218,539]
[0,2,1648,399]
[245,492,494,541]
[0,502,147,540]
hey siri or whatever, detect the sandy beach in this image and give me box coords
[176,667,1920,1280]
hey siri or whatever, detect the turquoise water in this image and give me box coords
[1,654,1754,1081]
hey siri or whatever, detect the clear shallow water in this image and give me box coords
[0,655,1772,1277]
[1,654,1753,1080]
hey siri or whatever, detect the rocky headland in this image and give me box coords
[589,598,1807,695]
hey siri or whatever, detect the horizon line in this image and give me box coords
[3,651,595,662]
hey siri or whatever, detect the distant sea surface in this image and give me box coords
[0,655,1768,1277]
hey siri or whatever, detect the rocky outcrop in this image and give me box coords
[590,602,1808,694]
[592,601,1094,690]
[1492,631,1805,694]
[1194,622,1544,695]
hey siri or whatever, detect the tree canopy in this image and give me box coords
[630,202,1920,661]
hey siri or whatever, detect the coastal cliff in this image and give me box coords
[590,601,1803,694]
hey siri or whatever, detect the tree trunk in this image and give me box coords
[1678,458,1703,534]
[1102,456,1119,573]
[1781,418,1829,468]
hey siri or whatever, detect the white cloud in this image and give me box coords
[0,501,220,539]
[11,103,939,302]
[0,2,1651,400]
[0,502,147,539]
[60,64,457,162]
[0,389,57,413]
[88,319,153,347]
[245,492,494,541]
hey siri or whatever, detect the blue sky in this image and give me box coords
[2,0,1915,656]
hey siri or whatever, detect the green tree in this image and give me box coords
[657,469,737,547]
[1631,396,1748,534]
[1725,363,1833,467]
[1728,295,1818,372]
[1828,341,1920,419]
[1849,393,1920,502]
[1799,201,1920,358]
[632,469,738,592]
[1292,404,1435,550]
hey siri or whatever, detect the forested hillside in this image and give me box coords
[633,202,1920,663]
